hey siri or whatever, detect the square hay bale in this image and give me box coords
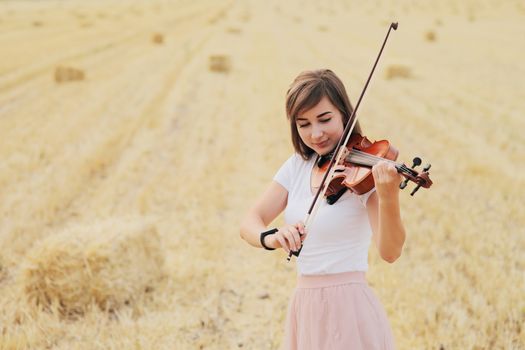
[18,218,164,318]
[226,27,241,34]
[425,30,436,42]
[239,12,251,22]
[152,33,164,44]
[385,64,412,80]
[209,55,231,73]
[0,256,6,283]
[54,66,85,83]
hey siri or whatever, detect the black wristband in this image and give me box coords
[260,228,278,250]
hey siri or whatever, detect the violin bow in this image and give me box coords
[287,22,398,261]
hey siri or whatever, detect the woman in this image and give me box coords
[240,69,405,349]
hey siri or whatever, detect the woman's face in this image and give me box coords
[295,96,344,156]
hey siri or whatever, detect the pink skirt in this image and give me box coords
[282,271,395,350]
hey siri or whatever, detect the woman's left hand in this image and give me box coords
[372,160,402,200]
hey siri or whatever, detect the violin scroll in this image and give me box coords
[398,158,433,196]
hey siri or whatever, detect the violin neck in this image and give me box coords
[346,149,396,168]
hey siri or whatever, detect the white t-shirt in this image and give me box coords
[273,153,376,275]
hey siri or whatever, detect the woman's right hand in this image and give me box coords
[266,221,307,254]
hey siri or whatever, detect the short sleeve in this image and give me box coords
[357,187,376,207]
[273,154,298,192]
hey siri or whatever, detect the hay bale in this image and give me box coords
[79,21,93,28]
[425,30,436,42]
[152,33,164,44]
[0,257,6,284]
[226,27,241,34]
[209,55,231,73]
[385,64,412,80]
[18,219,164,317]
[239,12,251,22]
[54,66,85,83]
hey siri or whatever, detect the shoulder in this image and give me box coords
[286,153,311,168]
[273,153,313,191]
[284,153,315,176]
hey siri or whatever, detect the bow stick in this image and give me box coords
[287,22,398,261]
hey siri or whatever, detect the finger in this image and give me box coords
[380,163,398,181]
[275,233,290,254]
[372,164,384,183]
[385,163,397,174]
[372,161,384,175]
[296,221,306,235]
[388,164,402,180]
[375,161,392,182]
[285,228,301,252]
[296,222,307,241]
[280,227,297,252]
[379,161,390,174]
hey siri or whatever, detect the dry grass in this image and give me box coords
[0,0,524,349]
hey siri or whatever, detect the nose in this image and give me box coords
[311,123,324,140]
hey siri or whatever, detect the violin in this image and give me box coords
[323,133,433,198]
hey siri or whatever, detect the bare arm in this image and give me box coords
[240,181,306,253]
[366,161,406,263]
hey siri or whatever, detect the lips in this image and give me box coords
[314,140,329,148]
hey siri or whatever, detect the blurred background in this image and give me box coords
[0,0,524,349]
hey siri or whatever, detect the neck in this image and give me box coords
[316,148,336,168]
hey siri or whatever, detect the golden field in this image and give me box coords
[0,0,524,349]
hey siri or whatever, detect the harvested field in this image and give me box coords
[0,0,524,349]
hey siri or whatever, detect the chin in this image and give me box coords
[318,145,334,155]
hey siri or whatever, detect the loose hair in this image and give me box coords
[285,69,362,159]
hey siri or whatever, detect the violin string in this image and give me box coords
[347,149,414,174]
[349,149,404,169]
[339,147,419,177]
[347,149,397,166]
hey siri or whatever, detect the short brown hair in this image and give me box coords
[285,69,362,159]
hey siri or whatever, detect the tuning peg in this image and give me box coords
[410,184,421,196]
[423,163,431,172]
[400,157,422,190]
